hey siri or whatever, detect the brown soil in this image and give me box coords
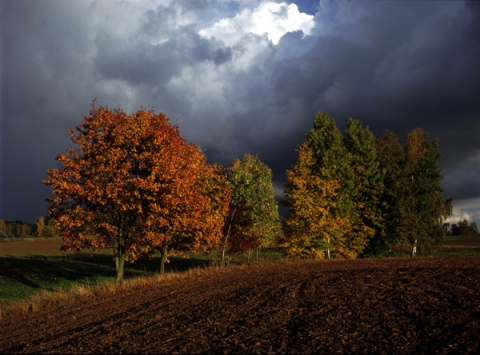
[0,257,479,354]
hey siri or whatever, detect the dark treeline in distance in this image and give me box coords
[0,217,58,238]
[450,219,478,236]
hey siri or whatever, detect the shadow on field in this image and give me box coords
[0,254,117,290]
[129,254,212,274]
[0,252,213,292]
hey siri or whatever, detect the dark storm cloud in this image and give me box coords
[1,0,95,222]
[1,0,480,224]
[262,1,480,204]
[271,0,478,128]
[203,0,480,222]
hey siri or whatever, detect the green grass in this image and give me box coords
[0,253,154,307]
[0,248,222,319]
[0,238,284,311]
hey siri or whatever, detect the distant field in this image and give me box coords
[442,234,480,247]
[0,237,69,256]
[0,237,111,256]
[436,235,480,257]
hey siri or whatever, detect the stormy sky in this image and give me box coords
[1,0,480,225]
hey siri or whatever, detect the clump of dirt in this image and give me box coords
[1,257,479,354]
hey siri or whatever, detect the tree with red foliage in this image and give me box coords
[43,102,230,284]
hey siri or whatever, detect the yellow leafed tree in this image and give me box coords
[282,142,350,258]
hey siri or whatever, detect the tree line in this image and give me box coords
[450,219,478,236]
[281,112,452,259]
[42,103,451,284]
[0,217,58,238]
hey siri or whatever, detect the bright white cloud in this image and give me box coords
[445,198,480,227]
[195,1,315,72]
[199,1,315,46]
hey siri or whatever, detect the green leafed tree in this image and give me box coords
[344,118,385,257]
[375,130,407,255]
[403,128,451,256]
[222,153,281,265]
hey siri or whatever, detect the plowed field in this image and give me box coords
[1,257,479,354]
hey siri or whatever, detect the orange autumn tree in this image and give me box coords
[145,158,230,275]
[43,102,229,284]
